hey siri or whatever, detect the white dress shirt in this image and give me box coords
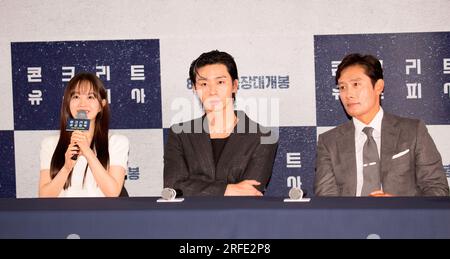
[353,107,383,196]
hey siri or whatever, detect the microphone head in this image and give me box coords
[76,110,88,119]
[66,110,90,131]
[161,188,177,200]
[289,187,303,200]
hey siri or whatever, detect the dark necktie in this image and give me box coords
[361,127,381,196]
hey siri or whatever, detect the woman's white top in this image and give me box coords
[40,134,129,197]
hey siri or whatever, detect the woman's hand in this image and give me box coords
[70,130,92,156]
[63,143,79,171]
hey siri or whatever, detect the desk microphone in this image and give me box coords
[289,187,304,200]
[161,188,183,200]
[66,110,90,160]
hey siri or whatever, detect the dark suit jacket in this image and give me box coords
[164,111,278,196]
[315,112,449,196]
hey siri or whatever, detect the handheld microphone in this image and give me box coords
[66,110,90,160]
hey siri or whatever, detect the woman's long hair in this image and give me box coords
[50,73,110,189]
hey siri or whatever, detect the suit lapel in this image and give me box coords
[380,113,400,181]
[336,121,357,196]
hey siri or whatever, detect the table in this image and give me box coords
[1,197,450,238]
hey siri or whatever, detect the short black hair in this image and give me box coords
[189,50,238,100]
[335,53,383,86]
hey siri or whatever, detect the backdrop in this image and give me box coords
[1,0,449,198]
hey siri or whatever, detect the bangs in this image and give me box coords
[70,80,100,98]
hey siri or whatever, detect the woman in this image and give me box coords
[39,72,129,197]
[164,50,278,196]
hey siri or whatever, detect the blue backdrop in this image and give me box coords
[1,31,449,198]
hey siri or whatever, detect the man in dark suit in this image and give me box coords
[164,50,278,196]
[315,53,449,196]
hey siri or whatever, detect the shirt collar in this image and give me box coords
[353,107,384,137]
